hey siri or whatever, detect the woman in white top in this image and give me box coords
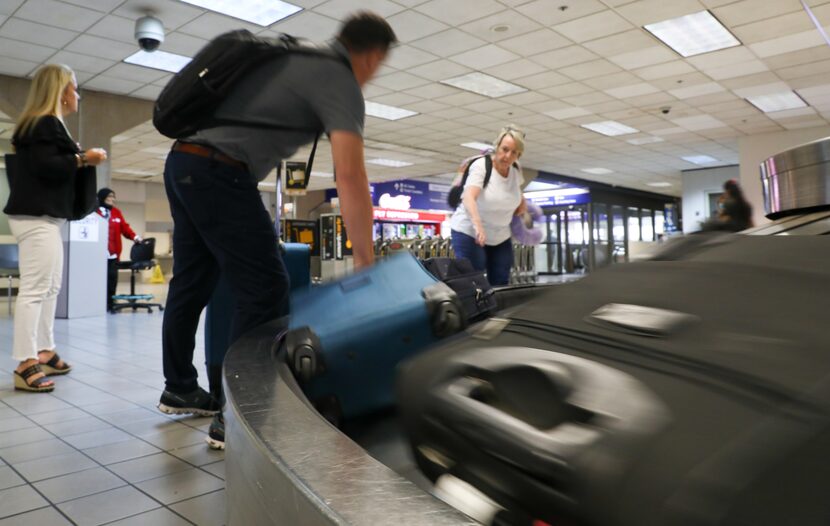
[450,125,526,285]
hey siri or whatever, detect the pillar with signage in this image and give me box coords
[56,213,108,318]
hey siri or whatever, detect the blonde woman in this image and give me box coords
[450,125,527,285]
[3,64,107,392]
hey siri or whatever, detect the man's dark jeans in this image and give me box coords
[162,150,289,394]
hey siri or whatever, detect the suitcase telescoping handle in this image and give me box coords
[427,348,670,484]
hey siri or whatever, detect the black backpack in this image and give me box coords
[153,30,350,139]
[447,155,493,209]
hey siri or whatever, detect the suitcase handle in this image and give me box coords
[427,349,671,485]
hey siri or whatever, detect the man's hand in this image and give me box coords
[330,130,375,269]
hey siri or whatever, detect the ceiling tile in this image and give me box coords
[84,75,144,94]
[668,81,725,99]
[457,10,543,43]
[385,9,449,41]
[103,63,169,83]
[529,45,599,69]
[371,71,431,91]
[582,29,656,56]
[312,0,406,19]
[729,10,816,44]
[762,46,830,71]
[539,81,595,98]
[449,44,520,70]
[414,0,505,25]
[687,46,759,70]
[85,15,139,45]
[370,92,422,107]
[177,12,261,39]
[634,60,696,80]
[563,91,614,106]
[516,0,607,26]
[0,36,56,63]
[493,59,547,81]
[269,11,339,40]
[705,59,769,80]
[15,0,104,32]
[406,59,471,81]
[712,0,804,27]
[0,1,23,16]
[607,45,677,70]
[112,0,218,30]
[604,82,660,99]
[616,0,707,25]
[749,29,826,58]
[553,10,633,43]
[50,50,116,75]
[720,71,784,90]
[496,28,571,56]
[583,71,642,90]
[559,59,623,81]
[0,18,78,48]
[130,84,164,101]
[731,81,795,99]
[511,70,571,90]
[671,114,727,130]
[767,106,817,120]
[777,59,830,81]
[401,83,456,99]
[384,45,439,70]
[65,35,136,61]
[0,56,38,77]
[409,29,487,58]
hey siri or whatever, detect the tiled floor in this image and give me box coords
[0,284,226,525]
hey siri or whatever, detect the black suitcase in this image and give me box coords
[422,257,497,323]
[398,234,830,526]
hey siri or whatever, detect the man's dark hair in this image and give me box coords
[336,11,397,53]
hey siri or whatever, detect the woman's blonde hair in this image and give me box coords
[14,64,75,138]
[493,124,525,156]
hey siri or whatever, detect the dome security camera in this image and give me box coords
[135,15,164,52]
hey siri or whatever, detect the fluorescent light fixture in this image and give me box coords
[124,50,191,73]
[180,0,301,26]
[627,136,664,145]
[440,72,527,98]
[580,167,614,175]
[746,91,808,113]
[581,121,639,136]
[524,187,590,199]
[644,10,740,58]
[365,101,418,121]
[367,158,414,168]
[682,155,718,165]
[257,182,277,187]
[311,171,333,178]
[114,168,158,176]
[646,181,673,187]
[524,181,561,191]
[461,141,494,151]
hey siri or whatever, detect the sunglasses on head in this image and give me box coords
[503,126,526,139]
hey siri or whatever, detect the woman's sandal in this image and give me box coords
[14,364,55,393]
[39,351,72,376]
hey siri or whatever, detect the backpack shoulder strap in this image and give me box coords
[483,155,493,188]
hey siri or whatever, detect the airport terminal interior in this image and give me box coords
[1,0,830,525]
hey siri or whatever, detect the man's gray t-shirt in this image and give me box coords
[192,41,363,181]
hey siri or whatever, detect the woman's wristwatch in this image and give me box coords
[76,151,87,168]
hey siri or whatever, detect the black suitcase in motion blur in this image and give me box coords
[398,234,830,526]
[422,257,497,324]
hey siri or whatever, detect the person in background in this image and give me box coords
[3,64,107,391]
[702,179,754,232]
[95,188,142,312]
[156,11,396,450]
[450,125,527,286]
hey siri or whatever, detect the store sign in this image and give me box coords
[524,187,591,207]
[328,180,453,211]
[373,208,447,223]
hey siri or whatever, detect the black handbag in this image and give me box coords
[71,164,97,220]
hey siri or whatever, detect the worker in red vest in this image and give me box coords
[95,188,142,312]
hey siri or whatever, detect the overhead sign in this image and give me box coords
[282,160,309,196]
[373,208,447,223]
[327,179,453,211]
[524,187,591,207]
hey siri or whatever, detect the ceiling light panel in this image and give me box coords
[365,101,418,121]
[581,167,614,175]
[644,10,740,58]
[367,158,414,168]
[124,50,192,73]
[646,181,673,187]
[180,0,302,26]
[440,72,527,98]
[682,155,718,165]
[581,120,639,136]
[627,136,665,145]
[461,141,494,151]
[746,91,808,113]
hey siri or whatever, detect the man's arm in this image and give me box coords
[330,130,374,269]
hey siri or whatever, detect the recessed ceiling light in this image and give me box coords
[646,181,673,187]
[682,155,718,165]
[461,141,494,151]
[490,24,510,33]
[365,101,418,121]
[581,121,639,136]
[124,50,191,72]
[367,158,414,168]
[627,136,665,145]
[441,72,527,98]
[179,0,302,26]
[745,91,808,113]
[580,167,614,175]
[644,10,740,58]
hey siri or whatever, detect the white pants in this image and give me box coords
[8,216,65,362]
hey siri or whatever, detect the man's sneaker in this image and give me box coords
[206,412,224,450]
[158,387,220,416]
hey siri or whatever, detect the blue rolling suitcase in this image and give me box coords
[281,253,463,422]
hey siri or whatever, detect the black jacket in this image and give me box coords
[3,115,81,219]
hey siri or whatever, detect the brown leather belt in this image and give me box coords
[172,141,247,171]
